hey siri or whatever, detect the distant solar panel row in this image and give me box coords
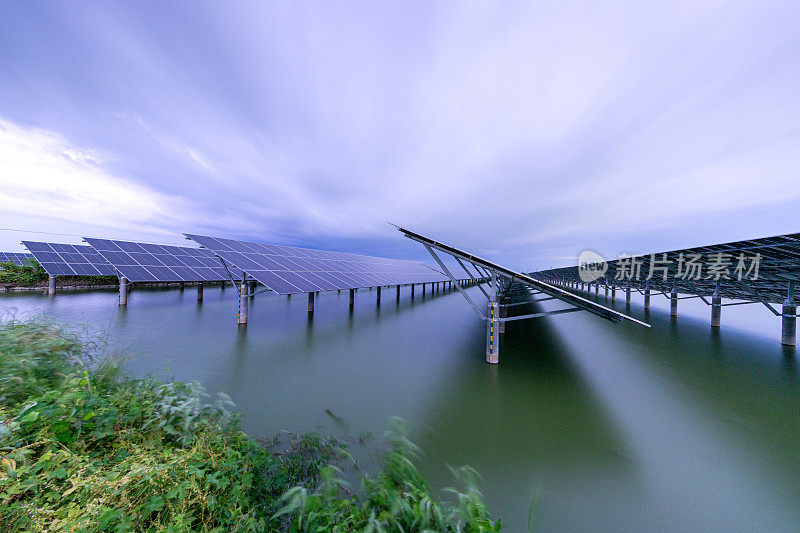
[185,233,449,294]
[83,238,242,283]
[21,242,117,276]
[0,252,34,267]
[532,232,800,304]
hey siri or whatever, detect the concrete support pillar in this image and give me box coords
[670,284,678,316]
[595,284,599,296]
[349,288,355,309]
[396,285,400,301]
[711,296,722,327]
[411,284,415,299]
[47,274,56,296]
[486,272,499,364]
[422,283,426,296]
[625,285,631,305]
[782,283,796,346]
[307,292,315,313]
[644,286,651,310]
[220,280,225,290]
[611,282,616,302]
[238,278,248,324]
[197,282,203,302]
[376,286,381,306]
[119,277,128,306]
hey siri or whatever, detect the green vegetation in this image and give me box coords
[0,319,503,531]
[0,259,117,287]
[0,260,49,286]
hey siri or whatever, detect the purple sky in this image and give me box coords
[1,1,799,270]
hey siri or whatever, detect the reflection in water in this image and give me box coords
[2,285,800,531]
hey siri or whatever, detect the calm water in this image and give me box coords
[2,284,799,531]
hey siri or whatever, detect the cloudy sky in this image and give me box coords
[1,1,799,270]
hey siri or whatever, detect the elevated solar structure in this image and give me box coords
[0,252,34,268]
[393,225,648,363]
[532,232,800,305]
[184,233,450,294]
[531,231,800,345]
[83,238,242,283]
[22,242,117,276]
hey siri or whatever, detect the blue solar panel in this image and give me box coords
[21,242,117,276]
[185,233,449,294]
[0,252,34,268]
[84,238,243,282]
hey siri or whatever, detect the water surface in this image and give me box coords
[2,285,798,531]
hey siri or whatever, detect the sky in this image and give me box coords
[1,1,799,271]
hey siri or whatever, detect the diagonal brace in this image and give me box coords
[425,244,485,320]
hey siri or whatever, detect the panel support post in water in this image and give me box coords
[47,274,56,296]
[308,292,315,314]
[119,277,128,306]
[249,280,257,299]
[711,281,721,327]
[376,286,381,306]
[197,282,203,302]
[670,283,678,316]
[604,285,609,299]
[396,285,400,301]
[238,275,248,325]
[644,283,651,310]
[611,280,616,301]
[411,284,415,299]
[422,283,426,296]
[625,285,631,305]
[349,288,355,309]
[782,282,796,346]
[486,272,499,364]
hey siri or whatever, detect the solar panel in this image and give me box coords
[0,252,34,268]
[83,238,243,283]
[184,233,450,294]
[532,232,800,304]
[21,242,117,276]
[395,225,649,326]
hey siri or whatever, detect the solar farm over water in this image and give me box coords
[186,233,450,294]
[3,3,800,530]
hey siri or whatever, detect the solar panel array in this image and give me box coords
[395,225,648,326]
[185,233,450,294]
[84,238,242,283]
[0,252,34,267]
[532,232,800,304]
[21,242,117,276]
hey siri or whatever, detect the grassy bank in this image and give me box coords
[0,260,118,289]
[0,319,503,531]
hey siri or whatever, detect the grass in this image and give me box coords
[0,318,504,531]
[0,260,118,288]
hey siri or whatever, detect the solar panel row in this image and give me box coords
[532,232,800,304]
[83,238,243,283]
[0,252,34,267]
[21,242,117,276]
[185,233,449,294]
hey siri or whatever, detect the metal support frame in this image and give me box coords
[308,292,315,313]
[197,282,203,302]
[500,307,582,322]
[456,257,490,299]
[424,244,485,319]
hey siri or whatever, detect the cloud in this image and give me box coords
[0,118,183,236]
